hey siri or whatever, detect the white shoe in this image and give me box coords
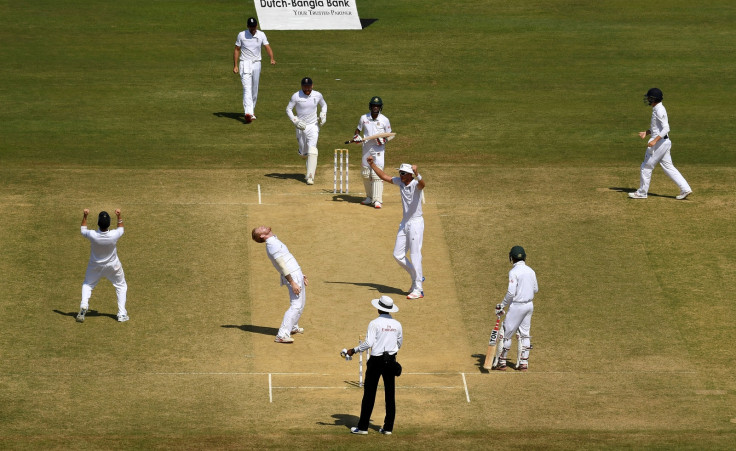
[274,336,294,343]
[250,115,257,120]
[379,428,392,435]
[76,308,87,323]
[374,202,382,209]
[306,177,314,185]
[676,190,692,200]
[350,427,368,435]
[117,314,129,322]
[361,198,373,205]
[291,327,304,334]
[407,289,424,299]
[628,192,647,199]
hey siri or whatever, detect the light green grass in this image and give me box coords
[1,0,735,449]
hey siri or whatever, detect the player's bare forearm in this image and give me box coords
[115,209,124,228]
[81,209,89,227]
[265,45,275,64]
[233,47,240,73]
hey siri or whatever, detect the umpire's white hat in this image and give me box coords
[372,295,399,313]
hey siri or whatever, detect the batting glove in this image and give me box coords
[352,134,362,143]
[495,304,504,316]
[376,137,386,145]
[295,120,307,130]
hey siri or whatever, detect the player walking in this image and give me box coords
[251,226,308,343]
[367,157,426,299]
[77,209,128,323]
[494,246,538,371]
[628,88,692,200]
[344,296,403,435]
[353,96,392,209]
[233,17,275,124]
[286,77,327,185]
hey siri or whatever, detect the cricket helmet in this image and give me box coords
[369,96,383,111]
[98,211,111,230]
[644,88,663,105]
[301,77,313,86]
[509,245,526,262]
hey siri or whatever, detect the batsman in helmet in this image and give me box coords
[352,96,392,209]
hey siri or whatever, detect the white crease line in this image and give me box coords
[462,373,470,403]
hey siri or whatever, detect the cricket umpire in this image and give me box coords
[345,296,403,435]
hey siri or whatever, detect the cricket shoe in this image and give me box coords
[244,114,253,124]
[350,427,368,435]
[274,336,294,344]
[628,192,647,199]
[406,289,424,300]
[374,202,382,209]
[117,314,129,322]
[517,364,528,372]
[76,308,88,323]
[306,176,314,185]
[676,190,692,200]
[361,198,373,205]
[250,116,257,121]
[379,428,392,435]
[291,327,304,334]
[493,364,507,371]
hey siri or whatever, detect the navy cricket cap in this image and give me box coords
[98,211,111,229]
[247,17,257,27]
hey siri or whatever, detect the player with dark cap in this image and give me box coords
[77,208,129,323]
[286,77,327,185]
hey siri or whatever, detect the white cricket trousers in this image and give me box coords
[239,60,262,116]
[393,217,424,291]
[500,301,533,365]
[295,123,320,156]
[80,259,127,317]
[636,139,691,195]
[278,270,306,339]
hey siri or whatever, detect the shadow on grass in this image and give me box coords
[221,324,279,336]
[609,187,674,198]
[316,413,366,432]
[324,281,405,296]
[53,309,117,321]
[213,112,247,124]
[264,173,305,182]
[331,193,365,204]
[471,353,491,374]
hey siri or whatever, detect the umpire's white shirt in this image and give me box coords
[235,30,269,61]
[392,177,423,224]
[502,261,538,306]
[81,227,123,265]
[355,314,403,357]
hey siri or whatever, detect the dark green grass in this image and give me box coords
[2,0,736,449]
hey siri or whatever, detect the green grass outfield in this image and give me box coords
[1,0,735,449]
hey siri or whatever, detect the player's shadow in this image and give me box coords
[609,187,673,198]
[331,193,364,204]
[317,413,376,432]
[213,112,247,124]
[221,324,279,336]
[324,281,405,295]
[472,353,491,373]
[264,173,305,182]
[53,309,117,321]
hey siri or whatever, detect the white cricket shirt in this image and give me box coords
[265,235,300,278]
[502,261,538,306]
[392,177,423,224]
[357,113,391,153]
[286,90,327,125]
[650,103,670,141]
[235,30,269,62]
[355,314,403,356]
[81,226,124,265]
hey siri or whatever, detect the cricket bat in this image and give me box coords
[344,132,396,144]
[483,315,502,370]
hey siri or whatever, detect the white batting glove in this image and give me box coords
[319,112,326,126]
[495,304,504,316]
[352,134,362,143]
[295,120,307,130]
[376,137,386,145]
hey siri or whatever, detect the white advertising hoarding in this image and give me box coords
[254,0,362,30]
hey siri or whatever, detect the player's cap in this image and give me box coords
[247,17,257,27]
[301,77,313,86]
[509,245,526,261]
[398,163,413,174]
[371,295,399,313]
[98,211,111,229]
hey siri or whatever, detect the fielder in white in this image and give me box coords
[77,209,128,323]
[353,96,392,209]
[286,77,327,185]
[494,246,538,371]
[629,88,692,200]
[368,157,426,299]
[233,17,275,124]
[251,226,307,343]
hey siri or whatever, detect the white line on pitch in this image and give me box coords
[269,373,273,403]
[461,373,470,403]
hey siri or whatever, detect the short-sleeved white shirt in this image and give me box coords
[650,103,670,141]
[355,314,403,356]
[235,30,269,62]
[392,177,423,224]
[357,113,391,153]
[81,226,124,265]
[286,90,327,125]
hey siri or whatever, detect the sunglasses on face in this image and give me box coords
[399,171,409,176]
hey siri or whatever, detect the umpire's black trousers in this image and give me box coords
[357,353,396,432]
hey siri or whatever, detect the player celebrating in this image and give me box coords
[628,88,692,200]
[251,226,308,343]
[233,17,275,124]
[367,157,426,299]
[494,246,538,371]
[286,77,327,185]
[77,209,129,323]
[353,96,392,209]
